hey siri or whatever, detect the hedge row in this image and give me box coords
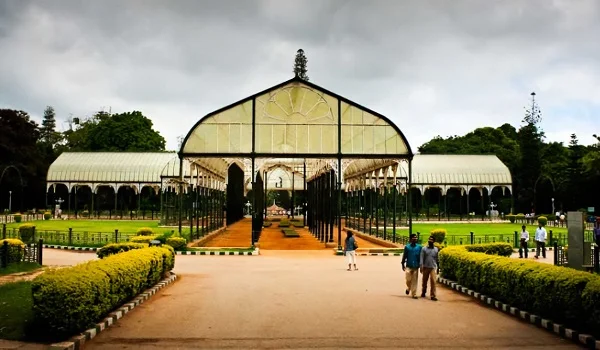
[439,245,600,337]
[31,246,175,339]
[0,238,25,263]
[464,243,513,256]
[97,243,175,259]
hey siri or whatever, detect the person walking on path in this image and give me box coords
[534,223,547,259]
[344,231,358,271]
[402,233,422,299]
[519,225,530,258]
[420,236,439,301]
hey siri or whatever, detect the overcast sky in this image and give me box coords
[1,0,599,151]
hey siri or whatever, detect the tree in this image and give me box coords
[583,134,600,175]
[0,109,47,211]
[64,110,166,152]
[516,92,544,213]
[293,49,309,81]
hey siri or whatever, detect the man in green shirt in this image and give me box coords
[402,233,422,299]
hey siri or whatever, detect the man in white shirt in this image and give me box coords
[534,223,547,259]
[518,225,529,258]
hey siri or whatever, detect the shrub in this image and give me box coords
[129,235,158,244]
[429,229,446,243]
[166,237,187,250]
[0,238,25,263]
[464,243,513,257]
[136,227,154,236]
[81,210,89,218]
[14,213,22,223]
[18,224,35,243]
[433,242,444,251]
[154,231,174,244]
[279,219,290,228]
[96,242,148,259]
[439,245,600,337]
[537,216,548,226]
[506,214,516,223]
[263,221,272,228]
[515,213,525,222]
[30,247,174,340]
[281,228,299,237]
[43,212,51,220]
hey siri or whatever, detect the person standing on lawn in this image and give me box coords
[420,236,439,301]
[534,222,547,259]
[402,233,422,299]
[519,225,530,258]
[344,231,358,271]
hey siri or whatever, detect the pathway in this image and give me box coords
[86,251,577,349]
[201,218,389,250]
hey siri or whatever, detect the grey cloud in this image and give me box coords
[0,0,599,150]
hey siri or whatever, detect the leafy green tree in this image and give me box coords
[293,49,309,81]
[64,111,166,152]
[583,134,600,175]
[0,109,47,211]
[516,92,544,213]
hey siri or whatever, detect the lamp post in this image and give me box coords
[551,198,555,215]
[489,202,497,221]
[8,190,12,213]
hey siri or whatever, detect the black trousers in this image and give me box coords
[519,239,528,258]
[536,241,546,258]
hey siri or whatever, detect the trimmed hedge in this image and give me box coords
[464,242,513,256]
[166,237,187,250]
[263,221,273,228]
[18,224,35,243]
[506,214,516,223]
[14,213,22,223]
[430,229,446,243]
[0,238,25,263]
[440,245,600,337]
[31,247,174,340]
[136,227,154,236]
[96,242,147,259]
[281,228,299,237]
[279,219,290,228]
[43,212,51,220]
[537,215,548,226]
[129,235,158,244]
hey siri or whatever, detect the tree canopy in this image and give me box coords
[64,111,166,152]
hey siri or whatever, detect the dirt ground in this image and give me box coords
[84,251,579,349]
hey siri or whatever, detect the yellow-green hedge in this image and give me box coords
[0,238,25,263]
[166,237,186,250]
[31,247,174,339]
[96,242,148,258]
[439,245,600,337]
[129,235,158,244]
[18,223,35,243]
[136,227,154,236]
[429,229,446,243]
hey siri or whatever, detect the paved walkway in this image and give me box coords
[85,251,578,349]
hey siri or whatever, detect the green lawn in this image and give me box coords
[0,262,41,276]
[0,281,33,341]
[5,220,163,233]
[406,223,568,236]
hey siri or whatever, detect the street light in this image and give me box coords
[551,198,555,215]
[489,202,497,221]
[8,190,12,213]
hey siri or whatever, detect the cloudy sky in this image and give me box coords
[1,0,599,151]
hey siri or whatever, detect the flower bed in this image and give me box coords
[439,244,600,337]
[30,246,174,340]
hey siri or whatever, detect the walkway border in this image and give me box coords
[437,276,599,349]
[50,272,178,350]
[43,244,259,255]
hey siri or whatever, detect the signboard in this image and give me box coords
[588,207,595,213]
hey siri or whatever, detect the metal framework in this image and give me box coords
[179,77,414,248]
